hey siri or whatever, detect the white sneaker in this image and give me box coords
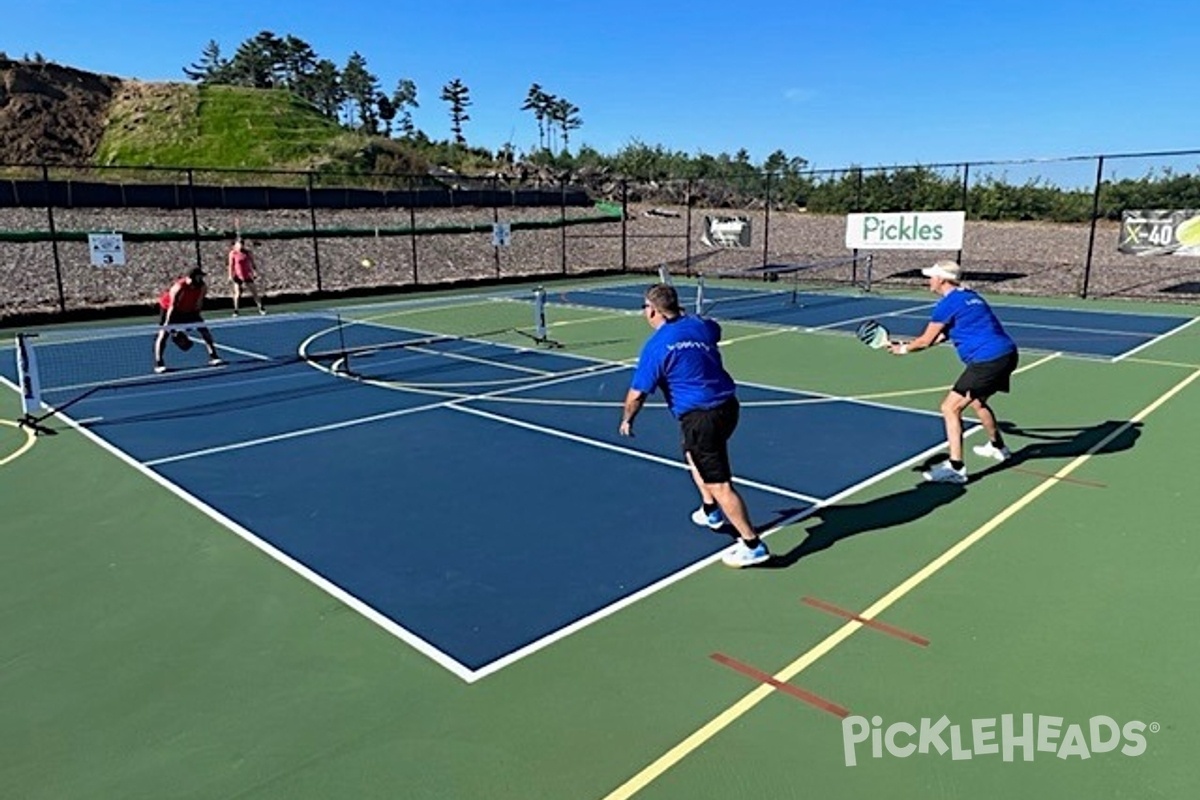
[208,357,225,367]
[691,506,726,530]
[721,540,770,568]
[972,441,1011,462]
[923,461,968,484]
[153,364,168,374]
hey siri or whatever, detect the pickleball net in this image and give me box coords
[685,254,873,319]
[10,302,551,428]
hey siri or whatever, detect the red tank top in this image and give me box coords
[229,249,255,280]
[159,277,203,312]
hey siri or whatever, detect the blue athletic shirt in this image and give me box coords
[931,288,1017,364]
[630,315,736,417]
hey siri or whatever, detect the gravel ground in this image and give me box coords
[2,203,1198,322]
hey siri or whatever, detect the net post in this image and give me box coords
[658,263,672,286]
[15,333,43,420]
[334,312,352,375]
[13,333,55,434]
[864,253,874,292]
[515,285,561,348]
[533,286,548,341]
[694,275,706,316]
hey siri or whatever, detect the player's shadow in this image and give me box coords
[765,483,967,568]
[966,419,1143,482]
[765,419,1142,568]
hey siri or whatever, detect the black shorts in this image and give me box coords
[953,350,1019,401]
[160,309,204,326]
[232,276,254,286]
[679,396,740,483]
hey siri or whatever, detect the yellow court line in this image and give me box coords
[851,352,1061,402]
[0,419,38,467]
[601,366,1200,800]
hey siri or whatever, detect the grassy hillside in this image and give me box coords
[94,83,391,173]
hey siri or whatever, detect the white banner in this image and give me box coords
[88,232,126,266]
[845,211,965,250]
[702,215,751,248]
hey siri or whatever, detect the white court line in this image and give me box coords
[145,362,628,466]
[1112,315,1200,363]
[448,404,821,506]
[459,413,958,682]
[806,301,935,332]
[601,365,1200,800]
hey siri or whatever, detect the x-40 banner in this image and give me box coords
[1119,210,1200,256]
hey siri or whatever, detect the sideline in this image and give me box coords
[600,366,1200,800]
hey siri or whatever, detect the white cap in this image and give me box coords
[921,260,962,282]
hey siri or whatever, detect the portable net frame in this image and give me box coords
[9,298,553,429]
[689,254,873,318]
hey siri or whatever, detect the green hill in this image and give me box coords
[94,82,395,173]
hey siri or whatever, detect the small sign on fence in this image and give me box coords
[1119,210,1200,256]
[845,211,965,250]
[492,222,512,247]
[88,232,126,266]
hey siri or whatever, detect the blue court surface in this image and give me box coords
[3,312,954,681]
[557,282,1195,359]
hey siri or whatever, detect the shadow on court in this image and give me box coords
[971,419,1143,482]
[763,420,1142,569]
[765,483,967,569]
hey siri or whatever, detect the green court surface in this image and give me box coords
[2,279,1198,799]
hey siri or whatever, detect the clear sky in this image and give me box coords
[5,0,1198,171]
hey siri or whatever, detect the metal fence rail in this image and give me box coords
[2,149,1198,322]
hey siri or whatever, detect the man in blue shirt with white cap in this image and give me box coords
[619,283,769,568]
[889,260,1019,484]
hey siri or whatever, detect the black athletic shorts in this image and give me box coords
[953,350,1019,401]
[159,309,204,326]
[679,396,740,483]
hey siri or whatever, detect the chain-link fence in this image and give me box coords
[3,150,1199,322]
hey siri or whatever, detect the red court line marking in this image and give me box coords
[709,652,849,719]
[1008,465,1107,488]
[802,596,930,647]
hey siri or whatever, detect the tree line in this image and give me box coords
[16,33,1173,221]
[178,31,821,180]
[182,31,584,154]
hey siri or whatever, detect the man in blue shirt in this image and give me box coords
[619,284,769,568]
[888,260,1019,484]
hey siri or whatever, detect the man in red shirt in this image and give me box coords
[154,267,223,374]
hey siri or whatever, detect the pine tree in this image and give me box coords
[182,40,229,83]
[440,78,472,145]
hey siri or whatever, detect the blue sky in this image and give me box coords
[5,0,1198,171]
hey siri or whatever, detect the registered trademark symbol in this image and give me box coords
[1149,722,1161,733]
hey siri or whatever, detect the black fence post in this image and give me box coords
[42,164,66,314]
[187,169,203,269]
[762,171,772,269]
[491,175,502,279]
[1080,156,1106,299]
[957,162,969,265]
[621,180,628,272]
[306,172,323,292]
[560,177,568,275]
[408,174,419,285]
[685,179,693,277]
